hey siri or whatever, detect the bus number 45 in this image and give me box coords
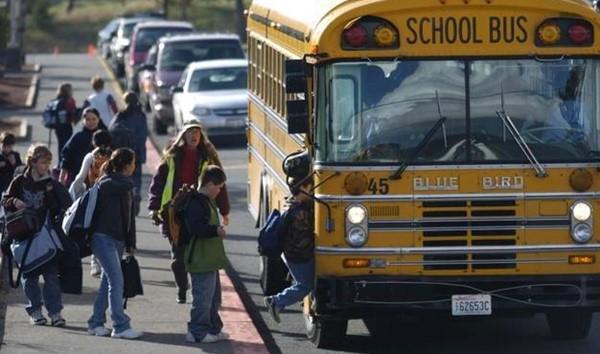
[368,178,389,195]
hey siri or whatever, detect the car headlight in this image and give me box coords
[347,204,367,224]
[191,106,211,117]
[572,201,592,222]
[346,227,368,247]
[572,223,593,244]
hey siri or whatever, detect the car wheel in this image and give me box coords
[153,115,168,135]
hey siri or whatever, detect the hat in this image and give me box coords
[82,106,100,118]
[174,119,204,143]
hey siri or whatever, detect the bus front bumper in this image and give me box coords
[314,275,600,318]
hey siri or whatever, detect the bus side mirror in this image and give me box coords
[286,100,308,134]
[285,59,307,94]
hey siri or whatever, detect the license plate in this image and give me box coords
[226,119,245,128]
[451,294,492,316]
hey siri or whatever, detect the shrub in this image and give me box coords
[31,0,53,30]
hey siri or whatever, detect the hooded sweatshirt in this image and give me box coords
[93,172,136,249]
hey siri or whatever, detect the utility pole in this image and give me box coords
[7,0,25,70]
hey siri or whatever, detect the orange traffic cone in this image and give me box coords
[53,46,60,55]
[87,44,97,56]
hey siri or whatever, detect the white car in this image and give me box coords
[172,59,248,136]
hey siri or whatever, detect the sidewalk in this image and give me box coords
[0,54,268,354]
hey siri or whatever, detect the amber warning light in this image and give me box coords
[536,19,593,46]
[342,16,399,50]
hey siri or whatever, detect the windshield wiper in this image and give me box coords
[389,116,447,180]
[496,85,548,178]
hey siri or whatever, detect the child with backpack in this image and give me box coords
[181,165,229,344]
[263,176,315,323]
[45,83,78,162]
[0,132,23,194]
[1,144,71,326]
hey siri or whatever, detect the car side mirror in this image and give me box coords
[171,86,183,94]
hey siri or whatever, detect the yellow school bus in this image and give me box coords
[247,0,600,348]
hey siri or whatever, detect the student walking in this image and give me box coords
[264,177,315,323]
[182,165,229,344]
[0,132,23,194]
[68,130,112,200]
[110,92,148,213]
[59,107,101,187]
[51,83,78,162]
[82,76,118,129]
[1,144,70,326]
[148,120,230,304]
[87,148,143,339]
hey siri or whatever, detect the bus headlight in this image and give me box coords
[346,227,367,247]
[571,223,593,244]
[347,204,367,224]
[572,201,592,222]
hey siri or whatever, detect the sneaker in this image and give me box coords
[88,326,111,337]
[185,332,220,343]
[29,310,47,326]
[90,263,101,278]
[111,328,143,340]
[49,313,66,327]
[215,331,230,341]
[176,290,186,304]
[264,296,281,323]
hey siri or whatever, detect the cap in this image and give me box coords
[82,106,100,118]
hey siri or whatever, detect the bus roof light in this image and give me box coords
[538,23,561,45]
[373,24,398,47]
[343,24,368,48]
[568,24,592,44]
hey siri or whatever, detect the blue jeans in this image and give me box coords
[88,233,131,332]
[22,265,63,316]
[188,271,223,340]
[273,258,314,309]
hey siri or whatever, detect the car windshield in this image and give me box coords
[134,27,192,52]
[316,58,600,164]
[188,67,247,92]
[158,40,244,71]
[123,23,138,39]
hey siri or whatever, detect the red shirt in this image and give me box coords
[179,148,198,186]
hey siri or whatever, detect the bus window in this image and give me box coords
[329,75,358,143]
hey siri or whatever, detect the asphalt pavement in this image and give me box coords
[1,53,600,354]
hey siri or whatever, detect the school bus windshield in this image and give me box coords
[316,58,600,165]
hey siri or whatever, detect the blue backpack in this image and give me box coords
[61,184,99,258]
[258,209,288,258]
[42,99,62,128]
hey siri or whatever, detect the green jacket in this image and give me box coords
[183,192,227,273]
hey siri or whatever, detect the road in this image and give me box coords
[0,53,599,354]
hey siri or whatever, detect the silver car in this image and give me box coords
[172,59,248,136]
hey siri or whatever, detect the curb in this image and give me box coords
[25,67,41,108]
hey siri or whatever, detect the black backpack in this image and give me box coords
[121,255,143,308]
[42,99,62,129]
[109,121,136,150]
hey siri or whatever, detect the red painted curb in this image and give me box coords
[145,138,268,353]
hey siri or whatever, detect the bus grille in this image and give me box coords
[421,200,517,271]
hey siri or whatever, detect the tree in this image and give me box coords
[66,0,75,13]
[234,0,246,42]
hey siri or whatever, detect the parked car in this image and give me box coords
[97,18,121,59]
[110,18,151,77]
[172,59,248,138]
[125,21,194,93]
[142,33,245,134]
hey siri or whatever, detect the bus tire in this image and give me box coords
[304,313,347,349]
[259,256,289,296]
[546,310,592,340]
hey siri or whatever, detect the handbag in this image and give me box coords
[4,208,41,242]
[121,255,144,308]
